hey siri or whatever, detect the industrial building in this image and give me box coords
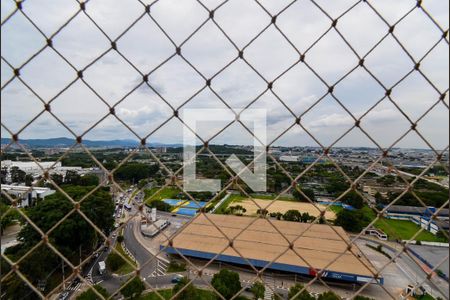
[162,214,383,285]
[385,205,449,235]
[1,184,55,207]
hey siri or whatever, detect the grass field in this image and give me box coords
[374,218,446,242]
[115,241,137,275]
[166,261,186,273]
[144,187,181,203]
[328,205,344,214]
[215,194,244,214]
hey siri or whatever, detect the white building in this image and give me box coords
[1,160,102,182]
[1,184,56,207]
[279,155,299,162]
[1,160,62,175]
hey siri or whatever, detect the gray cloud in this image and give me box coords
[1,0,448,149]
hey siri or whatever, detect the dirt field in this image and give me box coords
[238,199,336,220]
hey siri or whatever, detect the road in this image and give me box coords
[355,237,449,299]
[89,189,166,295]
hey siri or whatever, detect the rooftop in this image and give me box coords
[163,214,378,280]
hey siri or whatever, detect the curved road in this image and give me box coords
[355,236,449,299]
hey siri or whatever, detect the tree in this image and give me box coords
[50,173,64,185]
[250,281,265,300]
[106,252,126,272]
[76,285,109,300]
[342,191,364,209]
[354,295,374,300]
[300,212,313,223]
[10,166,26,183]
[436,230,448,242]
[211,269,242,299]
[79,174,100,186]
[256,209,269,217]
[65,170,81,185]
[283,210,302,222]
[117,235,125,243]
[317,291,341,300]
[172,276,198,300]
[17,186,114,260]
[293,186,316,202]
[1,167,7,184]
[376,175,396,186]
[137,179,149,189]
[288,283,314,300]
[115,163,159,183]
[0,201,19,234]
[374,192,384,205]
[334,208,372,233]
[121,277,145,299]
[25,174,33,186]
[227,205,247,216]
[149,200,172,212]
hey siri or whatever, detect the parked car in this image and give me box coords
[171,274,184,283]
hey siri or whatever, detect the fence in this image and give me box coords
[1,0,449,300]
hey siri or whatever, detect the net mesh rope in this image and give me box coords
[1,0,449,299]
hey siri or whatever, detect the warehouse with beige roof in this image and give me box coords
[161,214,383,285]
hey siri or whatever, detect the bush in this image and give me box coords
[250,281,265,300]
[354,296,375,300]
[106,252,126,272]
[148,200,172,212]
[76,285,109,300]
[211,269,242,299]
[79,174,100,186]
[121,277,145,299]
[283,210,302,222]
[293,186,316,202]
[288,283,314,300]
[167,261,186,273]
[335,209,372,233]
[256,209,269,217]
[117,235,125,243]
[172,276,198,300]
[342,191,364,209]
[317,291,341,300]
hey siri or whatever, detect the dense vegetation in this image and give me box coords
[334,207,374,233]
[76,285,109,300]
[1,186,114,299]
[114,163,159,183]
[375,178,448,208]
[211,269,242,299]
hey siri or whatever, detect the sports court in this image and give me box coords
[163,199,208,216]
[236,199,336,220]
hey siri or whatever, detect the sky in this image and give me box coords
[1,0,449,150]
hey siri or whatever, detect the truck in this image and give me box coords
[98,261,106,275]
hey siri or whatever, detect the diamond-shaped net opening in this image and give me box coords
[1,0,449,299]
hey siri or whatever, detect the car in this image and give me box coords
[59,292,69,300]
[171,274,184,283]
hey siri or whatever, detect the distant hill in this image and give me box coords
[0,137,182,148]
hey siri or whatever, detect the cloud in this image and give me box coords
[1,0,448,149]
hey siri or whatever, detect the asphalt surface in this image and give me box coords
[408,244,449,277]
[357,237,449,299]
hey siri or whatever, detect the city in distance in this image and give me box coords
[1,136,448,300]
